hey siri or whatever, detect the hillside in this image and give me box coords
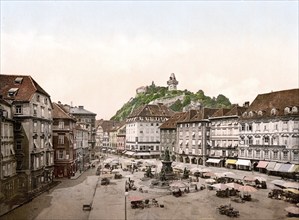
[111,84,232,121]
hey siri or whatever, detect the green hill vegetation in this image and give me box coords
[111,83,232,121]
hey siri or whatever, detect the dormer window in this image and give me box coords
[242,112,247,117]
[258,110,263,116]
[14,77,23,84]
[8,88,19,97]
[271,108,277,116]
[248,111,254,117]
[292,106,298,114]
[284,107,291,115]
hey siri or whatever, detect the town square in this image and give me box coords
[2,153,299,220]
[0,1,298,219]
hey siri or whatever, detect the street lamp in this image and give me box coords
[125,191,129,220]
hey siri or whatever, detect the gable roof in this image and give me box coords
[241,88,299,119]
[96,120,121,132]
[160,112,186,129]
[53,102,76,120]
[211,108,231,118]
[70,106,96,116]
[225,105,247,117]
[209,105,247,119]
[178,108,219,123]
[0,74,50,102]
[128,103,174,118]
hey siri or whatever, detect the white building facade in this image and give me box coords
[239,89,299,176]
[125,104,173,159]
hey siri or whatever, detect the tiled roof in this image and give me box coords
[128,103,174,118]
[0,74,50,101]
[178,108,219,123]
[225,105,247,117]
[209,106,247,118]
[70,106,96,116]
[96,120,121,132]
[211,108,231,117]
[241,88,299,119]
[110,121,126,132]
[53,102,76,120]
[160,112,186,129]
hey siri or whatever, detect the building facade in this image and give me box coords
[209,106,247,168]
[95,120,120,154]
[125,104,173,158]
[116,124,126,154]
[0,99,18,203]
[68,105,96,161]
[175,108,218,165]
[109,122,126,154]
[0,75,55,198]
[52,103,77,178]
[239,89,299,174]
[160,112,186,160]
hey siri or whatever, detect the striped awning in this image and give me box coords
[256,161,269,169]
[274,163,283,171]
[225,159,237,165]
[278,163,292,173]
[266,162,276,171]
[206,158,221,164]
[236,159,251,166]
[135,152,151,156]
[150,152,161,156]
[125,151,135,156]
[288,164,299,173]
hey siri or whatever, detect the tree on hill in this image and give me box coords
[170,99,183,112]
[110,85,232,121]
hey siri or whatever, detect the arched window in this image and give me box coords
[271,108,277,116]
[248,111,254,117]
[284,107,291,115]
[292,106,298,114]
[258,110,263,116]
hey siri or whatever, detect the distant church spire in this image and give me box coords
[167,73,178,91]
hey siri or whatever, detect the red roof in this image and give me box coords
[241,89,299,119]
[0,74,50,102]
[128,103,174,118]
[53,102,76,120]
[160,112,186,129]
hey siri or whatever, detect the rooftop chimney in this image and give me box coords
[244,102,250,108]
[79,106,84,109]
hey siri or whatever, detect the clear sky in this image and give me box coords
[1,0,298,119]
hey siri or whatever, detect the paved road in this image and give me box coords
[1,168,95,220]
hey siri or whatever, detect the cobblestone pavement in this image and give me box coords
[1,155,296,220]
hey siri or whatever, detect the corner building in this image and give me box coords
[0,75,54,197]
[239,89,299,176]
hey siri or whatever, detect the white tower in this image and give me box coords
[167,73,179,91]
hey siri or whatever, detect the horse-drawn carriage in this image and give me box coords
[172,188,182,197]
[131,200,145,209]
[130,198,159,209]
[217,204,240,217]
